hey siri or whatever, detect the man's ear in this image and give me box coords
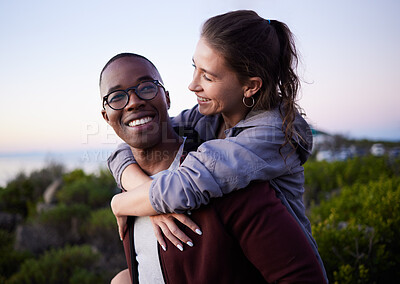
[101,109,110,124]
[165,91,171,110]
[244,77,263,98]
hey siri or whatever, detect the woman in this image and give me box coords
[109,10,327,282]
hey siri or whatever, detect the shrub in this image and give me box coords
[86,207,116,233]
[304,156,400,206]
[57,169,115,208]
[0,167,122,283]
[311,177,400,282]
[38,203,90,226]
[83,207,124,267]
[0,163,64,217]
[0,230,32,280]
[6,245,103,284]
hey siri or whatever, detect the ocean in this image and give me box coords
[0,149,114,187]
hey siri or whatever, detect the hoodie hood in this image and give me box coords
[234,108,313,165]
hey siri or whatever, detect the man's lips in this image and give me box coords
[197,95,211,102]
[127,116,154,127]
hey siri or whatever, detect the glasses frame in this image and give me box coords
[102,80,165,110]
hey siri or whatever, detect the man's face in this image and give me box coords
[100,57,170,149]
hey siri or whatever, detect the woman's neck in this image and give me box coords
[218,109,251,138]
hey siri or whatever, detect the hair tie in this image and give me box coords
[267,19,271,24]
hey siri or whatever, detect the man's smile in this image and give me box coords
[127,116,154,127]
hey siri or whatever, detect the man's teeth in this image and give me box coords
[197,96,210,102]
[128,116,153,127]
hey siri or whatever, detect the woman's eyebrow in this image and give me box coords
[192,58,218,78]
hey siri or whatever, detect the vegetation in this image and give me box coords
[6,245,102,284]
[0,165,124,283]
[0,163,63,217]
[304,155,400,206]
[305,155,400,283]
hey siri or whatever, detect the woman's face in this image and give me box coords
[188,37,249,127]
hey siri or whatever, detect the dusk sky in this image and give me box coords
[1,0,399,154]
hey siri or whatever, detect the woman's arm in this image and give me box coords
[121,164,152,191]
[111,180,156,217]
[110,180,154,241]
[112,123,297,216]
[149,125,301,213]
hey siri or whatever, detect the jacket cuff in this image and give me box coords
[149,179,163,214]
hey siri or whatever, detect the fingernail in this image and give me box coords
[161,245,166,251]
[187,241,193,247]
[195,229,203,235]
[177,244,183,251]
[120,237,123,241]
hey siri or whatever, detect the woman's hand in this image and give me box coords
[150,213,202,251]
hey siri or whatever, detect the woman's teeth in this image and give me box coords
[197,96,210,102]
[128,116,153,127]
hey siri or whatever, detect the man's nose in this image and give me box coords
[125,91,145,110]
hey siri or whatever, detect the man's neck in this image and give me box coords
[130,131,183,176]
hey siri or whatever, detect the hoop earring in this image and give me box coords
[242,96,255,108]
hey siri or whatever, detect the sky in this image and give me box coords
[1,0,400,154]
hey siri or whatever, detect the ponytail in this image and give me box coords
[270,20,301,159]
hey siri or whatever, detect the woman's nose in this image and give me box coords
[188,74,202,93]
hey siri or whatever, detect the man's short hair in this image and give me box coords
[99,53,159,87]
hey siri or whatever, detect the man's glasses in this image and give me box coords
[103,80,165,110]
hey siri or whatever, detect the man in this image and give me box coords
[100,53,326,284]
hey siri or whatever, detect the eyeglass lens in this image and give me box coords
[107,81,158,110]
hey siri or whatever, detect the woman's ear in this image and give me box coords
[244,77,262,98]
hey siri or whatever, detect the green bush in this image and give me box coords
[304,156,400,206]
[0,163,64,217]
[38,203,90,226]
[310,177,400,283]
[0,230,32,280]
[57,169,115,208]
[83,207,123,262]
[6,245,103,284]
[86,207,116,233]
[0,167,123,283]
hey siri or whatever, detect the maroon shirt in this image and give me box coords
[123,180,326,284]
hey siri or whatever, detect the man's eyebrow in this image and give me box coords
[192,58,218,78]
[106,76,156,94]
[107,85,123,94]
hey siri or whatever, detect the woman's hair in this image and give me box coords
[201,10,302,155]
